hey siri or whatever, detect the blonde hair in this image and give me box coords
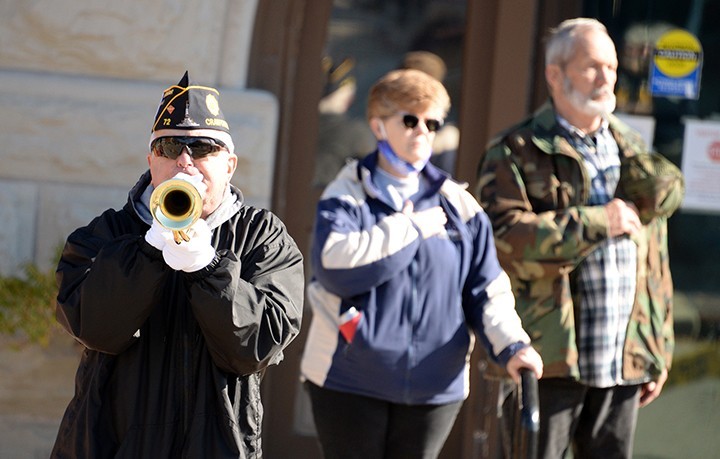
[366,69,450,121]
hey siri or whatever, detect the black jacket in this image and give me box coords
[51,172,304,458]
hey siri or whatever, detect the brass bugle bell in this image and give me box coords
[149,178,203,244]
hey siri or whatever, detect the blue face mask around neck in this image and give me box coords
[376,122,432,175]
[377,139,419,175]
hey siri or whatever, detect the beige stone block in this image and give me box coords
[0,0,258,87]
[0,181,37,277]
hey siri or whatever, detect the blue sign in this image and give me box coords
[648,29,703,100]
[649,65,701,99]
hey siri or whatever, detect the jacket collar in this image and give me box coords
[356,151,449,205]
[525,100,646,159]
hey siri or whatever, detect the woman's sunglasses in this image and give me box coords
[151,136,227,160]
[401,114,444,133]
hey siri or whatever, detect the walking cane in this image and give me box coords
[512,369,539,459]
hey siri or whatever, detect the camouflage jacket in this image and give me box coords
[476,102,674,382]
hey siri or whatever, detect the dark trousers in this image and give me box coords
[305,381,463,459]
[501,378,640,459]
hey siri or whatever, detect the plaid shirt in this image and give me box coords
[558,117,637,388]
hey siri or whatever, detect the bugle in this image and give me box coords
[149,178,203,244]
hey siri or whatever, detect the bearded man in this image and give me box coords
[475,18,679,459]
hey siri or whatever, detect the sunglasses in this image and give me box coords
[151,136,227,160]
[401,114,443,133]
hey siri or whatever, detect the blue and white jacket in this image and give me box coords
[300,153,530,405]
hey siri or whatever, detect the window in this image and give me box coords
[588,2,720,458]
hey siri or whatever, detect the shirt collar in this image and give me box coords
[556,115,610,141]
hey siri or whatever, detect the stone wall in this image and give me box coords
[0,0,276,275]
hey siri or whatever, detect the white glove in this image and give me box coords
[173,172,208,196]
[161,219,216,272]
[145,219,173,251]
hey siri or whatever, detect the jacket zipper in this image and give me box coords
[179,283,194,457]
[183,329,191,437]
[404,258,419,403]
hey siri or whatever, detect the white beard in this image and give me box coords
[563,77,616,117]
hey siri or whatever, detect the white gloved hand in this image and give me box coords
[161,219,216,272]
[173,172,208,197]
[144,219,173,251]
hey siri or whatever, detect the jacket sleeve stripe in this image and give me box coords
[300,281,342,385]
[482,271,531,355]
[320,212,419,269]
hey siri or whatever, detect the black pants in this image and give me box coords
[305,381,463,459]
[500,378,640,459]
